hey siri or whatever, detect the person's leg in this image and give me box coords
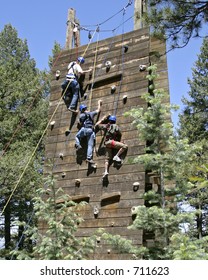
[75,127,85,149]
[86,129,95,161]
[112,141,128,161]
[102,147,112,179]
[68,80,80,111]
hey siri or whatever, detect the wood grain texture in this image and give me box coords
[42,27,169,259]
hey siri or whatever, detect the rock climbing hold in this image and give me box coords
[59,153,64,160]
[139,64,147,71]
[111,85,116,94]
[105,60,112,69]
[123,95,127,104]
[75,179,81,187]
[50,120,55,130]
[123,45,129,53]
[93,206,99,216]
[133,181,140,191]
[55,70,60,80]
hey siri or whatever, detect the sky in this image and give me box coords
[0,0,204,128]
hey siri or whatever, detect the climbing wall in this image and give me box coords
[43,27,169,259]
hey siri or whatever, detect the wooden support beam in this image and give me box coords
[65,8,80,49]
[134,0,147,30]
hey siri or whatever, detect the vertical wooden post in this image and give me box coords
[65,8,80,49]
[134,0,147,30]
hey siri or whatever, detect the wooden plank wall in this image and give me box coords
[42,27,169,259]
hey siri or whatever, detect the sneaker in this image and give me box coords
[102,172,109,179]
[113,155,121,162]
[86,158,95,164]
[75,144,82,151]
[68,107,78,114]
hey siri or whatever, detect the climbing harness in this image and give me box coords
[1,0,132,216]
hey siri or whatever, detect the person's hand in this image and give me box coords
[98,99,102,105]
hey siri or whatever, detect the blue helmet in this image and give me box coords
[79,104,87,112]
[109,115,116,123]
[77,56,85,64]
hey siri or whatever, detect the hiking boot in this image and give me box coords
[113,155,121,162]
[86,158,95,164]
[75,144,82,151]
[102,172,109,179]
[68,107,78,114]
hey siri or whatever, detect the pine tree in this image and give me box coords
[125,65,208,259]
[11,174,97,260]
[144,1,208,50]
[179,37,208,143]
[0,24,49,258]
[178,37,208,240]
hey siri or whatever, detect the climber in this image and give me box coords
[75,99,102,165]
[95,115,128,179]
[61,56,92,113]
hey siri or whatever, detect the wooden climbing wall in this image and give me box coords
[43,26,169,259]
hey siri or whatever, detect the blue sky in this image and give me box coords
[0,0,204,128]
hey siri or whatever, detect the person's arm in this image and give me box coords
[94,113,110,127]
[96,99,102,113]
[77,64,92,75]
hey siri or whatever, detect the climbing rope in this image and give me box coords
[113,6,126,116]
[81,0,133,29]
[87,26,100,111]
[0,49,64,160]
[0,26,98,215]
[1,0,132,217]
[0,81,71,216]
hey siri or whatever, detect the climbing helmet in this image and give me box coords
[77,56,85,64]
[109,115,116,123]
[79,104,87,112]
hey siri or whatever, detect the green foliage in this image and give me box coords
[48,41,62,69]
[179,37,208,143]
[144,0,208,50]
[125,64,208,259]
[101,232,147,259]
[170,234,208,260]
[11,174,97,260]
[0,24,49,257]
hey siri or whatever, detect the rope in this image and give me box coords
[0,28,97,215]
[113,8,126,116]
[0,82,71,216]
[81,0,133,28]
[81,27,98,59]
[1,0,132,217]
[88,27,100,111]
[0,49,64,160]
